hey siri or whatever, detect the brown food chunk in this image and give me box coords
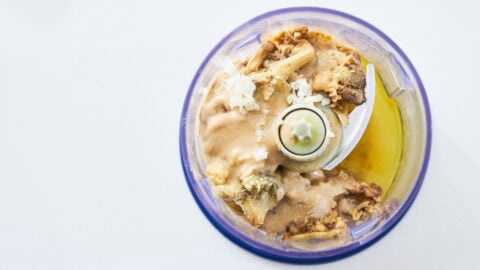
[263,171,383,238]
[336,54,366,105]
[246,41,276,73]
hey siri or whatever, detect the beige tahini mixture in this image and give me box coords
[198,26,384,241]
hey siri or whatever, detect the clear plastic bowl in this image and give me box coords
[179,7,431,263]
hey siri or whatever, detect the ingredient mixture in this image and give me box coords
[198,26,385,241]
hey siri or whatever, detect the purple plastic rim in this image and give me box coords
[179,7,432,264]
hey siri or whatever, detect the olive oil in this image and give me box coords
[337,60,403,197]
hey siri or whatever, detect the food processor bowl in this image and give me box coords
[179,7,431,263]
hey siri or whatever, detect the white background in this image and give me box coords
[0,0,479,269]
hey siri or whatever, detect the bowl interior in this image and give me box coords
[180,7,430,262]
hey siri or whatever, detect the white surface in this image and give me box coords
[0,0,479,269]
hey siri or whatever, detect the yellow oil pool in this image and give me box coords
[337,60,403,198]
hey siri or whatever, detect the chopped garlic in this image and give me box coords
[225,73,259,113]
[255,122,266,142]
[253,148,268,161]
[288,78,331,106]
[291,79,312,98]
